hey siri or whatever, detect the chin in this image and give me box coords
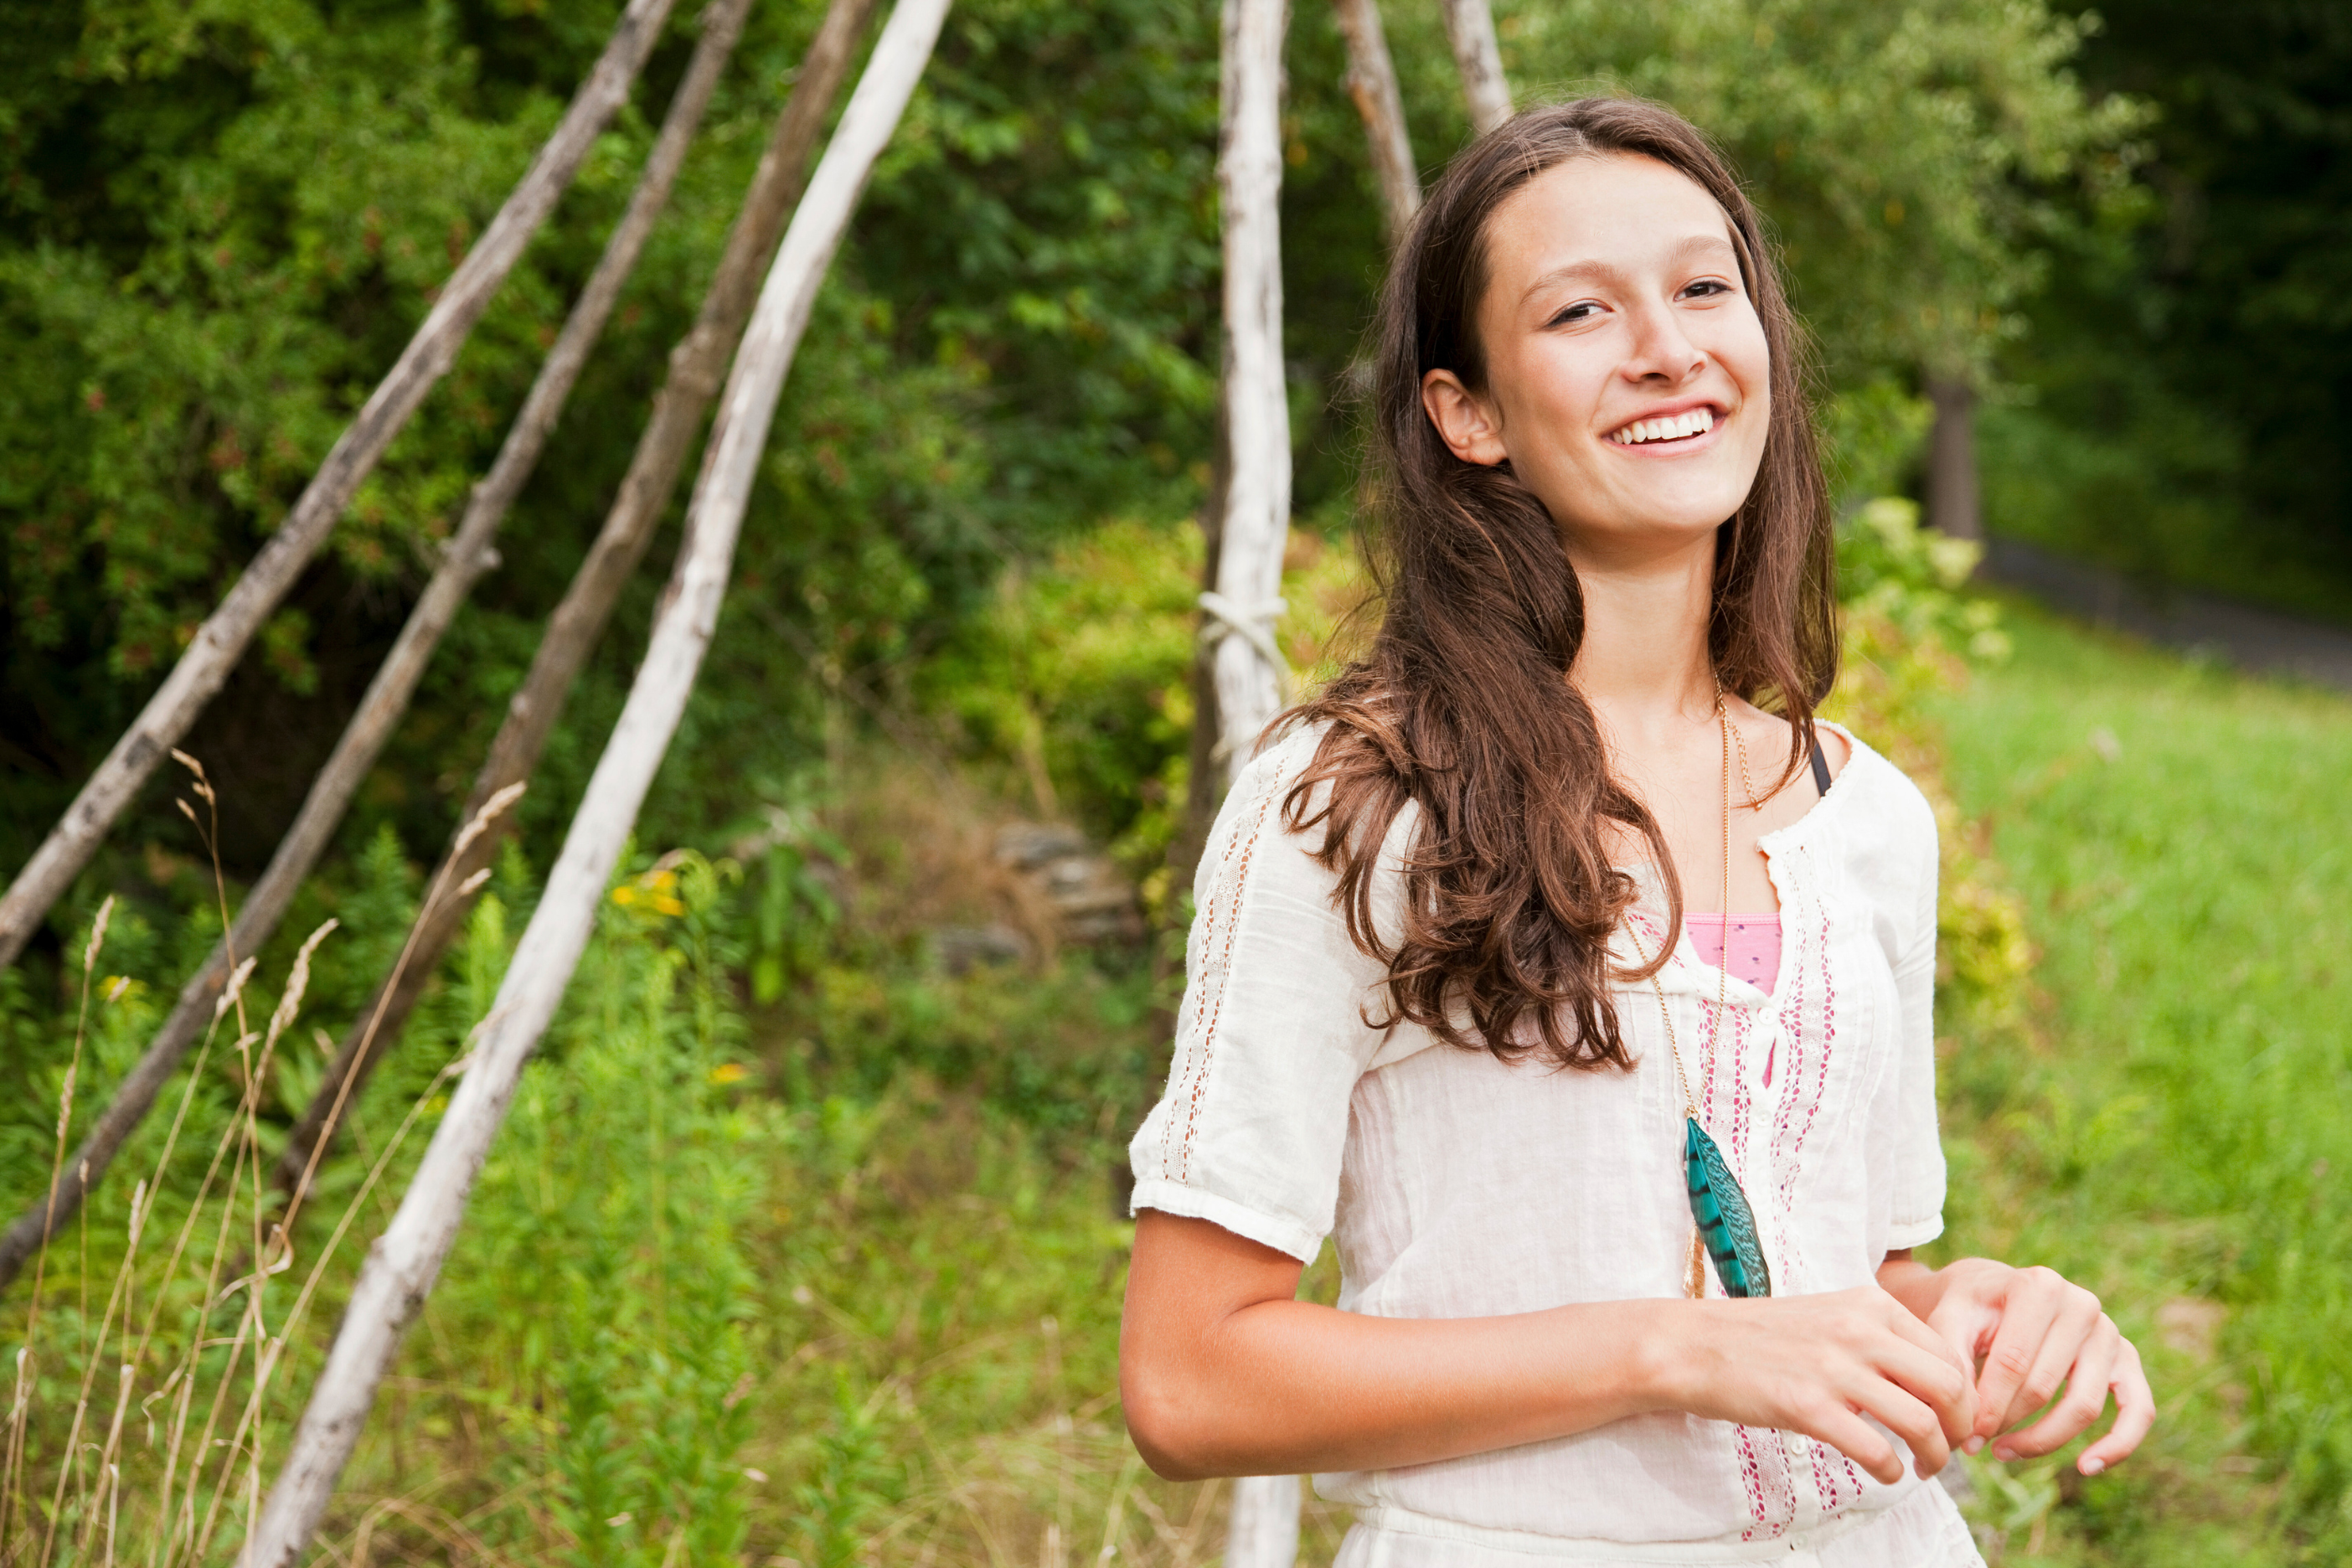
[1612,486,1756,539]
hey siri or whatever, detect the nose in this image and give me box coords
[1620,299,1705,387]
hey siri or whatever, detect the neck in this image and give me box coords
[1565,527,1718,738]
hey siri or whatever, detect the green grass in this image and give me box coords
[9,603,2347,1566]
[1926,603,2352,1564]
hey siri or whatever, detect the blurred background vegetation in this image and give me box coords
[2,0,2348,1562]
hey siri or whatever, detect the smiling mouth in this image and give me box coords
[1607,408,1718,446]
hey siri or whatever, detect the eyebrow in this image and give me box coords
[1516,233,1741,305]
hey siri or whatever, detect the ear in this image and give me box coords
[1421,369,1509,467]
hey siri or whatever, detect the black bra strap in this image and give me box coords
[1809,740,1834,797]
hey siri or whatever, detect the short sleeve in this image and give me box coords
[1879,791,1947,1252]
[1127,728,1393,1262]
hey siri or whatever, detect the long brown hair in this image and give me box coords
[1284,97,1838,1070]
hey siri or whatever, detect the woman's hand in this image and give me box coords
[1648,1287,1978,1485]
[1887,1257,2155,1476]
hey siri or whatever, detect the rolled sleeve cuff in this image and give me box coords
[1130,1176,1324,1265]
[1886,1212,1946,1251]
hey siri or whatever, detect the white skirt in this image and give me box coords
[1333,1477,1984,1567]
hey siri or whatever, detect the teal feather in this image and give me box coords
[1684,1117,1772,1298]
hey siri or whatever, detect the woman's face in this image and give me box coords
[1421,153,1772,565]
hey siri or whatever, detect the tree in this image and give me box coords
[1983,0,2352,616]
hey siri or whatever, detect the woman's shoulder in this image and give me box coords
[1194,721,1337,890]
[1235,716,1331,790]
[1204,718,1419,903]
[1811,721,1941,905]
[1818,722,1935,823]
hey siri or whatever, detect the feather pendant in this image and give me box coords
[1684,1117,1772,1298]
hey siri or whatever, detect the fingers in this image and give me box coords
[1849,1374,1957,1479]
[1926,1298,1996,1375]
[1801,1400,1906,1487]
[1969,1266,2088,1442]
[1924,1287,2002,1389]
[1998,1282,2106,1434]
[1997,1314,2121,1460]
[2076,1338,2154,1475]
[1880,1301,1978,1445]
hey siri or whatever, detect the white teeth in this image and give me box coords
[1610,409,1718,445]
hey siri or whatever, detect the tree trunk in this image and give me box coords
[0,0,682,975]
[267,0,886,1215]
[1331,0,1419,245]
[1207,0,1296,792]
[1926,374,1983,544]
[0,0,755,1301]
[1437,0,1512,136]
[237,5,952,1562]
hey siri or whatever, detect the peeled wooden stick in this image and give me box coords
[267,0,885,1211]
[0,0,750,1294]
[1205,0,1296,792]
[1206,3,1302,1553]
[1227,1475,1302,1568]
[236,3,953,1560]
[1332,0,1421,244]
[0,0,681,975]
[1437,0,1512,135]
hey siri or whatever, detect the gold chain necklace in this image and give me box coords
[1619,677,1773,1299]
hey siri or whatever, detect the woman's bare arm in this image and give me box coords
[1121,1210,1977,1483]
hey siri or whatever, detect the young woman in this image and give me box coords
[1119,100,2153,1565]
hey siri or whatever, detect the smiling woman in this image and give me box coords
[1118,99,2152,1567]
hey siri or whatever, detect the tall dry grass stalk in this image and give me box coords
[0,777,535,1565]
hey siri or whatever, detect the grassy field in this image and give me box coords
[8,602,2346,1565]
[1924,604,2352,1564]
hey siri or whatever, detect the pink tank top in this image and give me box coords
[1684,913,1782,997]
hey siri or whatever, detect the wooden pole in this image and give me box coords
[235,3,951,1560]
[0,0,753,1297]
[1436,0,1512,136]
[1205,0,1296,792]
[0,0,682,975]
[1332,0,1420,245]
[1227,1475,1302,1568]
[1208,2,1303,1560]
[266,0,885,1214]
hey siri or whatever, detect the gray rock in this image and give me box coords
[931,923,1030,975]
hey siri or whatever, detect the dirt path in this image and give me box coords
[1983,538,2352,694]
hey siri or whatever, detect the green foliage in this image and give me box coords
[920,519,1200,851]
[748,817,843,1009]
[436,855,760,1566]
[1984,0,2352,617]
[1838,496,2009,664]
[0,0,2149,905]
[761,885,1160,1142]
[1928,608,2352,1561]
[1415,0,2144,388]
[0,0,1227,885]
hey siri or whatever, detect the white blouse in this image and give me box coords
[1127,721,1984,1565]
